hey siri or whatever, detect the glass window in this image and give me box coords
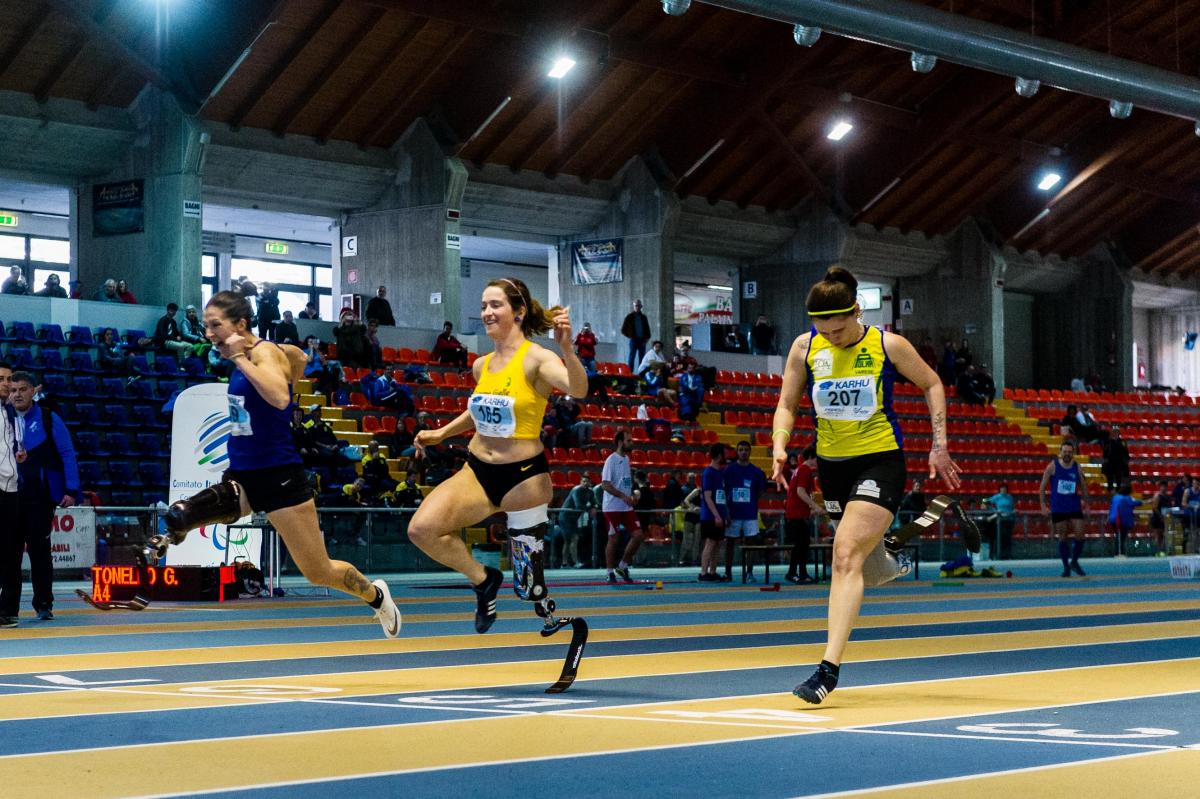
[319,294,333,321]
[313,266,332,288]
[0,235,23,259]
[276,290,312,318]
[202,254,217,277]
[230,258,314,286]
[202,283,214,308]
[33,268,69,293]
[29,238,69,263]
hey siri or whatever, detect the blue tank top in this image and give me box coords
[1049,459,1082,514]
[226,342,301,471]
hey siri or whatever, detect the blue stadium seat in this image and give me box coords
[130,354,152,374]
[104,432,133,456]
[64,403,99,429]
[74,431,107,457]
[132,404,168,430]
[69,351,102,374]
[107,460,142,487]
[182,356,207,378]
[109,490,141,506]
[37,324,65,345]
[135,432,165,457]
[154,353,182,376]
[154,379,184,401]
[71,376,104,399]
[42,374,74,400]
[139,462,168,489]
[77,460,110,488]
[37,348,66,372]
[100,377,129,399]
[6,346,34,369]
[123,330,148,351]
[67,326,98,348]
[9,321,35,342]
[107,405,138,429]
[0,321,8,342]
[127,378,157,401]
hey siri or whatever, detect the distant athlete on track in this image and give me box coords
[770,266,978,704]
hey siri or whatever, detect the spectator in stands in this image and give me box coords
[366,319,384,370]
[670,342,698,376]
[302,404,353,466]
[601,430,645,584]
[180,305,208,351]
[785,445,821,584]
[677,361,705,422]
[153,303,192,354]
[633,470,658,539]
[1107,482,1142,556]
[68,280,81,299]
[973,363,996,405]
[637,340,667,375]
[723,328,743,352]
[303,336,343,400]
[643,361,678,407]
[555,475,596,569]
[955,365,984,405]
[1101,427,1130,493]
[396,411,433,459]
[955,338,973,375]
[234,276,257,301]
[299,301,320,320]
[432,321,469,368]
[359,441,398,504]
[678,477,702,567]
[621,299,651,374]
[751,315,775,355]
[2,371,79,625]
[1,266,26,295]
[1069,376,1087,393]
[97,327,136,377]
[206,342,233,379]
[897,479,927,525]
[983,482,1016,560]
[332,308,369,369]
[275,310,300,345]
[1171,475,1190,508]
[290,406,313,459]
[698,443,728,582]
[365,286,395,327]
[723,440,768,582]
[34,274,66,298]
[551,394,593,446]
[662,469,686,512]
[1069,403,1105,443]
[939,340,956,384]
[116,279,137,304]
[1150,479,1171,552]
[256,281,280,340]
[362,366,414,416]
[1085,367,1103,393]
[574,322,597,372]
[93,278,121,303]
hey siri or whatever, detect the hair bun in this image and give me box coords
[824,265,858,292]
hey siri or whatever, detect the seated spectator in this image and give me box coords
[1070,376,1087,393]
[643,361,678,406]
[302,404,354,466]
[955,365,984,405]
[433,321,469,368]
[1071,403,1105,443]
[1,265,26,295]
[97,327,136,376]
[973,363,996,405]
[207,342,234,379]
[332,308,369,368]
[637,340,667,375]
[366,318,384,370]
[291,405,312,458]
[396,411,434,458]
[34,274,67,298]
[552,394,593,446]
[298,301,320,320]
[303,336,344,400]
[361,365,414,415]
[179,305,208,353]
[983,482,1017,560]
[365,286,395,327]
[574,322,597,372]
[93,278,121,303]
[68,280,82,299]
[275,309,300,345]
[670,342,698,376]
[154,303,192,354]
[116,279,137,304]
[359,441,398,503]
[677,361,705,422]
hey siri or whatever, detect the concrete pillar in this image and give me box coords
[73,88,204,310]
[895,220,1004,387]
[557,157,679,354]
[339,118,467,330]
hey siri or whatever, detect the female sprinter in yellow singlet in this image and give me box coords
[771,266,963,703]
[408,278,588,632]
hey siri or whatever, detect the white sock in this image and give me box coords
[619,561,629,570]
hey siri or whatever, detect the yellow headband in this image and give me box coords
[808,304,857,317]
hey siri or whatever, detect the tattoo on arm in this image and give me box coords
[342,567,373,597]
[931,411,946,451]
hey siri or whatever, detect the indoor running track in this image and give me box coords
[1,569,1198,798]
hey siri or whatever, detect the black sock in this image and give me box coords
[474,567,497,592]
[367,586,384,609]
[1070,539,1084,561]
[819,659,840,680]
[1058,540,1070,568]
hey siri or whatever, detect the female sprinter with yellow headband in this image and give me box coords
[409,278,588,632]
[771,266,969,704]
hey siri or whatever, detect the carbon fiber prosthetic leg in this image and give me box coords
[139,481,243,566]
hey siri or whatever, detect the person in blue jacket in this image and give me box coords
[1107,482,1143,556]
[1,372,80,624]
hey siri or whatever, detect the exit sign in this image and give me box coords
[0,213,16,227]
[265,241,288,255]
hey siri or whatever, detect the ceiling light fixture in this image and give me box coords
[661,0,692,15]
[1014,77,1041,98]
[826,120,853,141]
[1037,172,1062,191]
[1109,99,1133,119]
[548,57,576,79]
[793,24,822,46]
[910,52,937,73]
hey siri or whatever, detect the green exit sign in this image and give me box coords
[0,213,17,227]
[265,241,288,255]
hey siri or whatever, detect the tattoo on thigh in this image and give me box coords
[343,567,372,595]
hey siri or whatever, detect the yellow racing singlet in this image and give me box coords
[804,325,901,459]
[470,340,545,440]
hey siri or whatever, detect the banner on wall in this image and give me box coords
[92,180,145,237]
[167,383,260,567]
[674,284,733,325]
[22,507,95,571]
[570,238,623,285]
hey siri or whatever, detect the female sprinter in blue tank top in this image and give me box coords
[770,266,972,704]
[408,278,588,633]
[145,291,401,638]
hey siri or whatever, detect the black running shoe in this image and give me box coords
[794,662,839,705]
[473,566,503,633]
[1071,560,1086,576]
[1061,567,1071,577]
[615,566,633,583]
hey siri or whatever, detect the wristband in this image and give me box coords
[231,352,247,360]
[771,429,791,440]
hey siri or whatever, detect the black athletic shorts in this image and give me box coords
[1051,510,1085,524]
[223,463,313,514]
[467,450,550,507]
[700,519,726,541]
[816,450,906,521]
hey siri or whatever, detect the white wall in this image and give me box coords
[1147,306,1200,394]
[459,260,548,335]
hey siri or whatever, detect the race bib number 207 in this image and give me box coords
[813,377,877,421]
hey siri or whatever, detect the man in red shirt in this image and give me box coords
[574,322,597,372]
[784,445,823,584]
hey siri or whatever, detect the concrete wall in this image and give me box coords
[459,260,548,335]
[1146,305,1200,394]
[1003,292,1036,388]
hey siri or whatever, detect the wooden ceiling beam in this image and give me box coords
[271,6,388,137]
[45,0,177,96]
[581,77,695,181]
[0,3,50,81]
[756,108,832,205]
[227,0,343,131]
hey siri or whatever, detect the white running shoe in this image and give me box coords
[371,579,402,639]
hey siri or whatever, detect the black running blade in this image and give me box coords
[75,589,150,612]
[545,617,588,694]
[951,502,982,554]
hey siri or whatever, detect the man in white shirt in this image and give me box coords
[637,340,667,375]
[600,431,645,583]
[0,362,24,628]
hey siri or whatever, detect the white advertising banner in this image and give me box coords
[22,507,94,571]
[168,383,260,566]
